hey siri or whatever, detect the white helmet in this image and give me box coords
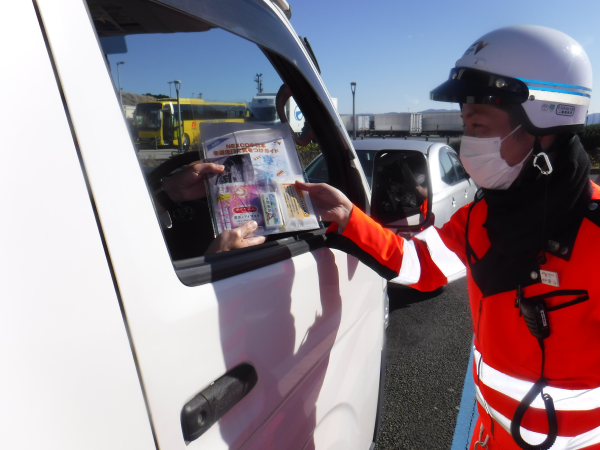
[430,25,592,135]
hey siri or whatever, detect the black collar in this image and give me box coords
[468,135,592,297]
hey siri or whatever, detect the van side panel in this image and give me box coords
[38,0,383,448]
[0,2,155,449]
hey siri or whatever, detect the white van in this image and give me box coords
[1,1,400,449]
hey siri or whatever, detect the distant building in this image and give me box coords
[587,113,600,125]
[123,105,136,121]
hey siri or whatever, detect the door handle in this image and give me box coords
[452,197,456,207]
[464,189,468,198]
[181,363,258,443]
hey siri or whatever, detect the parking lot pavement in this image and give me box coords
[375,278,474,450]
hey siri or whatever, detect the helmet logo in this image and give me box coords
[464,40,489,56]
[474,40,489,54]
[556,104,575,116]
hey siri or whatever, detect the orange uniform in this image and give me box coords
[327,182,600,450]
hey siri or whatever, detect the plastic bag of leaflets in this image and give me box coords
[201,122,321,237]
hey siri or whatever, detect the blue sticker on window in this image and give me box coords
[207,138,230,151]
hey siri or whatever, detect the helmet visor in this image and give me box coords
[430,68,529,105]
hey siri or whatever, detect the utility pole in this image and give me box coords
[254,73,263,94]
[351,82,356,140]
[174,80,183,152]
[116,61,125,109]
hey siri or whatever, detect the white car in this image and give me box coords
[306,139,478,226]
[3,1,393,450]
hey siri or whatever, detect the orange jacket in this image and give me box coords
[327,182,600,450]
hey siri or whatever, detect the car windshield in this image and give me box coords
[134,103,162,131]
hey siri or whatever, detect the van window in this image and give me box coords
[99,7,327,283]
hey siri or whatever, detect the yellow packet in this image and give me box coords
[272,176,319,231]
[282,183,311,220]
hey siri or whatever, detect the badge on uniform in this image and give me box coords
[540,270,559,287]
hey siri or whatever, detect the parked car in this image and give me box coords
[305,139,477,227]
[3,1,441,449]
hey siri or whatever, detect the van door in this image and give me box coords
[37,1,384,449]
[1,2,154,448]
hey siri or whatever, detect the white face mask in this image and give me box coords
[459,125,532,190]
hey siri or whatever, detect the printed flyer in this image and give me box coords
[202,122,321,237]
[214,183,264,234]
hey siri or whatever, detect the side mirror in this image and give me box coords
[370,150,433,233]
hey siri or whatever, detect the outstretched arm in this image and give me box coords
[295,181,465,291]
[295,181,353,231]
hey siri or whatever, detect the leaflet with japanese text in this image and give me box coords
[201,122,321,237]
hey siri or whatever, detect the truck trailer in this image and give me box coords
[373,113,422,136]
[421,111,463,136]
[341,114,370,135]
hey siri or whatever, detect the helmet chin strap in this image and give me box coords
[533,136,553,265]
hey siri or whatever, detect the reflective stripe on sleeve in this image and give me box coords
[389,238,421,285]
[474,348,600,411]
[414,227,466,282]
[475,386,600,450]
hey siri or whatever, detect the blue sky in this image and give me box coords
[109,0,599,116]
[108,30,282,103]
[288,0,599,115]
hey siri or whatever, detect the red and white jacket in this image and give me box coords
[327,182,600,450]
